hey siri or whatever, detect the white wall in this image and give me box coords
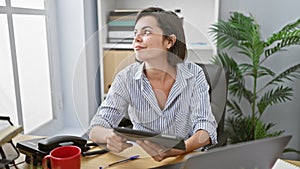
[53,0,99,136]
[55,0,89,135]
[83,0,101,128]
[220,0,300,160]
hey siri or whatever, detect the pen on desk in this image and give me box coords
[99,155,140,169]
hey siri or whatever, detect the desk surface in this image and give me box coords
[13,134,185,169]
[12,134,300,169]
[82,146,184,169]
[286,160,300,167]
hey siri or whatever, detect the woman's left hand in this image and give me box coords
[136,140,186,161]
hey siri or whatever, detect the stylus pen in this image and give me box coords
[99,155,139,169]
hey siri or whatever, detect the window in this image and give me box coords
[10,0,44,9]
[0,0,5,6]
[0,0,61,133]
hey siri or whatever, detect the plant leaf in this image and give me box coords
[213,53,254,101]
[263,18,300,62]
[256,65,276,78]
[226,115,254,143]
[210,20,240,49]
[266,18,300,46]
[265,63,300,87]
[265,34,300,58]
[227,99,243,117]
[283,148,300,155]
[210,11,261,53]
[226,116,283,143]
[257,86,293,115]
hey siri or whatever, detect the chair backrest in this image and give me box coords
[195,63,229,147]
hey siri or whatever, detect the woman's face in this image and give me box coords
[132,16,170,62]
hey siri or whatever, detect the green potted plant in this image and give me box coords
[209,11,300,151]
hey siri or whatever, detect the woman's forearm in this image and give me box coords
[89,126,113,143]
[185,130,211,152]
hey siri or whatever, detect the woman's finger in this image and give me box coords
[137,140,160,156]
[107,135,132,152]
[137,140,167,161]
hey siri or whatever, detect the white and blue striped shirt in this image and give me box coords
[89,61,218,144]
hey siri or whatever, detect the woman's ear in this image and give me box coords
[167,34,177,49]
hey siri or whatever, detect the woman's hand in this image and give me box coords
[106,133,133,153]
[89,126,132,153]
[136,130,211,161]
[136,140,185,161]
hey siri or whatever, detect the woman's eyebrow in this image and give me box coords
[134,26,153,31]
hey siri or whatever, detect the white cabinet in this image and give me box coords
[97,0,219,100]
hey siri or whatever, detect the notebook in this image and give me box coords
[151,135,292,169]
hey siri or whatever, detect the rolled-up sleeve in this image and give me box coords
[190,69,218,145]
[88,73,130,132]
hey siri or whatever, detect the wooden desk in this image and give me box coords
[82,146,184,169]
[13,134,186,169]
[286,160,300,167]
[13,135,300,169]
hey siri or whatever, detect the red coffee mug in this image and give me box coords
[42,145,81,169]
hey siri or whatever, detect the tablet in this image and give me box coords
[113,127,186,150]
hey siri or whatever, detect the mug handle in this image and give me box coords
[42,154,51,169]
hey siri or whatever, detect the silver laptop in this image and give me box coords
[151,135,291,169]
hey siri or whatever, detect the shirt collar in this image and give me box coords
[176,61,194,79]
[133,62,145,80]
[133,61,194,80]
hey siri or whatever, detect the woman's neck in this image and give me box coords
[144,63,176,82]
[144,62,177,110]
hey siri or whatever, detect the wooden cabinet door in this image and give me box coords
[103,50,135,93]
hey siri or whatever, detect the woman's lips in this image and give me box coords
[134,45,146,51]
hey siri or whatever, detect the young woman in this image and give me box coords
[89,7,217,161]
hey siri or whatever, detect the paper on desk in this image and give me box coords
[272,159,300,169]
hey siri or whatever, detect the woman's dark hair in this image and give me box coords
[135,7,187,65]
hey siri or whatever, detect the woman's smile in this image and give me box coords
[134,45,146,51]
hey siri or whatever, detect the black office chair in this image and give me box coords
[195,63,229,148]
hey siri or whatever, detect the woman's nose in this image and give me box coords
[134,33,142,42]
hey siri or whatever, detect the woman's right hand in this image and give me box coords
[89,126,132,153]
[106,132,133,153]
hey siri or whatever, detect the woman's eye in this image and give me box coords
[133,30,151,37]
[143,30,151,35]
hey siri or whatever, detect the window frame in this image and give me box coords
[0,0,63,134]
